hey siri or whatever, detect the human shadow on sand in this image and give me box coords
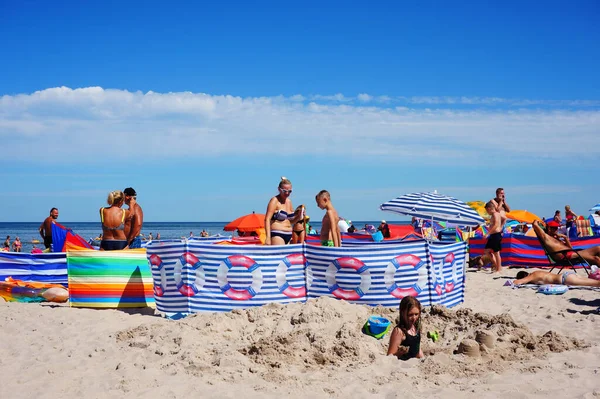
[568,297,600,307]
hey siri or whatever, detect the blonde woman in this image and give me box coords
[99,190,136,250]
[265,177,302,245]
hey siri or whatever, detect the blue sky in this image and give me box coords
[1,0,599,222]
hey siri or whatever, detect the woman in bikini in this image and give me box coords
[291,215,307,244]
[264,177,302,245]
[564,205,578,229]
[100,190,136,250]
[12,237,22,252]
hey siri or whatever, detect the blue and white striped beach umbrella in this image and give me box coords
[380,192,485,227]
[589,203,600,212]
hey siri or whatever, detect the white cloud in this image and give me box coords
[357,93,372,102]
[0,87,599,163]
[399,96,600,107]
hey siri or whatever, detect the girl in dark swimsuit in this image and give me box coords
[99,190,136,250]
[387,296,424,360]
[291,214,307,244]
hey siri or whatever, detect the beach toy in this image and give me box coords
[427,330,439,342]
[537,284,568,295]
[362,316,391,339]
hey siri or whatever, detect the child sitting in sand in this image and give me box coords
[513,270,600,287]
[387,296,424,360]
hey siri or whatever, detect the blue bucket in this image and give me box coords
[368,316,391,335]
[371,231,383,242]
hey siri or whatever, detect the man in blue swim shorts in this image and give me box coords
[124,187,144,248]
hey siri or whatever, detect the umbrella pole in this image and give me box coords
[430,215,434,241]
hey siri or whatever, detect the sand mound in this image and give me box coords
[115,297,588,382]
[419,305,589,378]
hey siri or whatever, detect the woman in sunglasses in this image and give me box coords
[265,176,303,245]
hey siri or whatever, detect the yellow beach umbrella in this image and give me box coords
[466,201,490,220]
[506,210,541,224]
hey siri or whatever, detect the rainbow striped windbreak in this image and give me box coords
[67,249,155,308]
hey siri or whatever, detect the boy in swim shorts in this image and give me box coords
[484,201,503,273]
[315,190,341,247]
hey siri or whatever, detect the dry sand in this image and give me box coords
[1,267,599,398]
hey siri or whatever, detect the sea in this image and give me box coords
[0,220,403,253]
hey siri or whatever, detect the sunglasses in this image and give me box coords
[279,188,292,194]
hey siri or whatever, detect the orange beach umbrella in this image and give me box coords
[223,212,265,232]
[506,210,541,224]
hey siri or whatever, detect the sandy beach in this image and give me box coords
[1,267,598,399]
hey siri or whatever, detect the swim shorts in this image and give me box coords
[43,236,52,249]
[485,232,502,252]
[321,240,334,247]
[129,236,142,249]
[557,250,576,261]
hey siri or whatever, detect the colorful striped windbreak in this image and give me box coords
[67,249,155,308]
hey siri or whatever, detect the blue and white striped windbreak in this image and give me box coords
[380,192,485,227]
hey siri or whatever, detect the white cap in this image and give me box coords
[381,220,386,224]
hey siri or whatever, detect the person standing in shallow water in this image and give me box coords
[12,237,22,252]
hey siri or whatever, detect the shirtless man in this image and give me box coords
[484,201,503,273]
[492,187,511,213]
[123,187,144,249]
[532,220,600,266]
[545,220,571,248]
[315,190,340,247]
[39,207,59,249]
[513,270,600,287]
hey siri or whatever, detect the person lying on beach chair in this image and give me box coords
[513,270,600,287]
[532,220,597,272]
